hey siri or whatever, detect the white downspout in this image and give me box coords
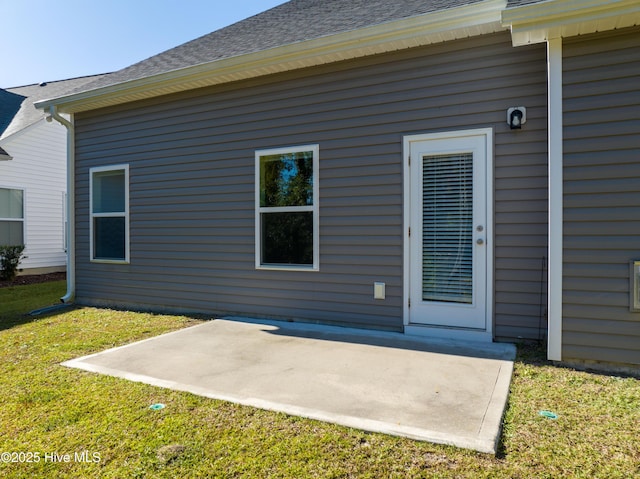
[48,106,75,303]
[547,37,563,361]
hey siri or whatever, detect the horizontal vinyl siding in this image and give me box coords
[563,27,640,366]
[0,121,67,271]
[74,32,547,335]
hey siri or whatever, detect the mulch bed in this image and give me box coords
[0,272,66,289]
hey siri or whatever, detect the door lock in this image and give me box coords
[477,238,484,245]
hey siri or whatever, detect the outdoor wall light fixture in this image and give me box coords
[507,106,526,129]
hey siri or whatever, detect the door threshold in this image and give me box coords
[405,324,493,343]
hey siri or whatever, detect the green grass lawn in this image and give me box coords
[0,281,638,478]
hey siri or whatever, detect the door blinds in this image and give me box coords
[422,153,473,304]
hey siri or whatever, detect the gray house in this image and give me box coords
[37,0,640,372]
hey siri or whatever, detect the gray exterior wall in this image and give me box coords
[74,32,548,337]
[563,27,640,366]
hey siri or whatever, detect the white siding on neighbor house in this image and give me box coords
[0,120,67,271]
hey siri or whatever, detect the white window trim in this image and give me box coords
[255,144,319,271]
[89,164,130,264]
[0,185,26,246]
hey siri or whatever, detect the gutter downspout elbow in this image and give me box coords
[48,106,75,304]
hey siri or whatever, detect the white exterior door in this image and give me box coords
[405,130,492,333]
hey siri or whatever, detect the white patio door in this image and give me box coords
[407,131,490,330]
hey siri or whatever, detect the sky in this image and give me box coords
[0,0,286,89]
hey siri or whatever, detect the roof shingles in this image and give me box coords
[0,89,26,138]
[0,75,106,141]
[72,0,493,93]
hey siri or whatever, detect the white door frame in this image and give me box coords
[403,128,494,342]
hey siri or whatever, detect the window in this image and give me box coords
[0,187,24,245]
[90,165,129,263]
[255,145,319,270]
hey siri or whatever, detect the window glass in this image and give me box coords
[261,211,313,265]
[260,151,313,207]
[0,188,24,245]
[94,217,126,260]
[92,170,125,213]
[0,221,23,245]
[0,188,23,218]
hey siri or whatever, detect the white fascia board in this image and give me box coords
[36,0,506,114]
[503,0,640,46]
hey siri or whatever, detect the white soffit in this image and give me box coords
[503,0,640,46]
[36,0,506,114]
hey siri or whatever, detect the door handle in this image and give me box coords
[477,238,484,245]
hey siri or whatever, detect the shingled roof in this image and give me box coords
[38,0,562,113]
[0,75,106,141]
[71,0,499,94]
[0,89,26,139]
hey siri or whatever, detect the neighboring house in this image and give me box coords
[36,0,640,372]
[0,76,104,274]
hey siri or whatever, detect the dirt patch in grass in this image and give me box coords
[0,272,66,289]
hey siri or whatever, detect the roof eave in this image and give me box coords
[0,145,12,160]
[36,0,506,114]
[502,0,640,46]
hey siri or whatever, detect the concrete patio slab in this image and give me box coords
[62,317,515,454]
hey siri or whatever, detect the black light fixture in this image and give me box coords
[507,106,526,129]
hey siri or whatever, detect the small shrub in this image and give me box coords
[0,245,26,281]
